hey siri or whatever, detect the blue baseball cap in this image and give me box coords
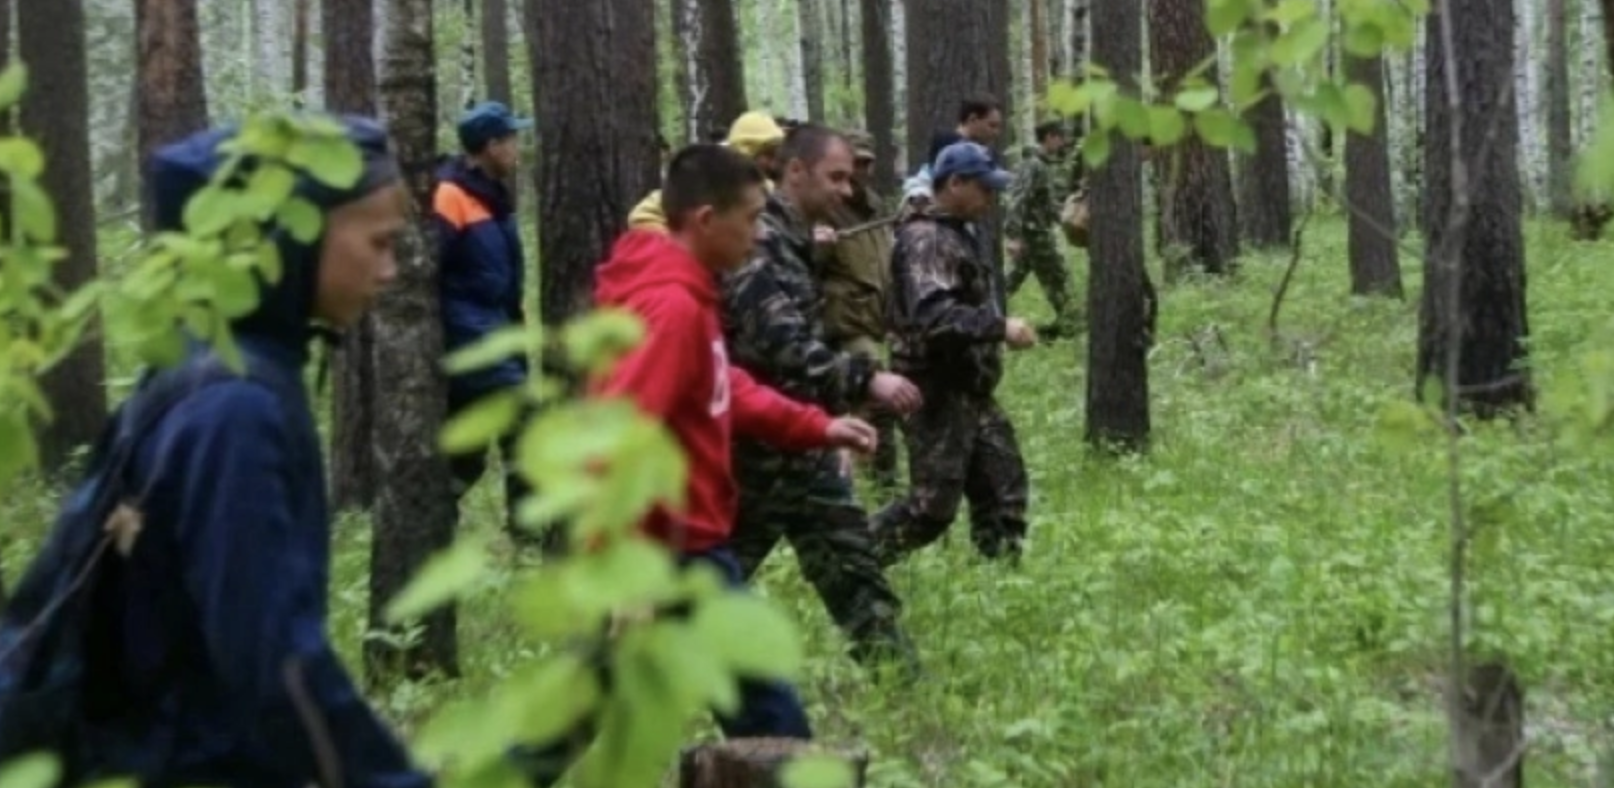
[932,141,1013,192]
[457,101,533,152]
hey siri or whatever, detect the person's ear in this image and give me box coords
[692,204,716,231]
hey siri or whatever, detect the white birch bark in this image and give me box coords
[1516,0,1546,211]
[893,0,909,172]
[1576,0,1603,149]
[253,0,289,99]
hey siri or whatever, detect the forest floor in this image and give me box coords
[6,215,1614,787]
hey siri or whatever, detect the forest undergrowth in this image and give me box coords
[5,215,1613,787]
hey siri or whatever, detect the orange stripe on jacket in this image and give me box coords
[432,181,494,229]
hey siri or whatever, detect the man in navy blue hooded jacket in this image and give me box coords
[52,118,431,788]
[434,100,534,538]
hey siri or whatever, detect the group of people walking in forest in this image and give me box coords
[0,90,1091,788]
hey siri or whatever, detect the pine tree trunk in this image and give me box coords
[799,0,825,121]
[1418,0,1533,416]
[1148,0,1238,276]
[1546,0,1573,216]
[1345,53,1402,297]
[134,0,209,224]
[292,0,309,100]
[861,0,897,193]
[1086,0,1150,451]
[1237,65,1293,249]
[526,0,660,329]
[1030,0,1048,102]
[325,0,379,513]
[482,0,512,104]
[675,0,746,143]
[367,0,459,681]
[839,0,855,123]
[22,0,105,471]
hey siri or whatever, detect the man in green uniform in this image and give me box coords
[1005,120,1078,338]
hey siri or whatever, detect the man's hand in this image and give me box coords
[1005,317,1038,350]
[1006,238,1024,259]
[825,417,879,455]
[867,371,923,415]
[812,224,838,246]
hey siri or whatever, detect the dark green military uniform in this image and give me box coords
[873,206,1029,565]
[821,171,900,491]
[1005,144,1078,336]
[720,194,915,669]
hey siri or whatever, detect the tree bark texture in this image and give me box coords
[367,0,459,681]
[1418,0,1533,416]
[1085,0,1151,452]
[324,0,379,512]
[860,0,897,193]
[1344,53,1403,297]
[679,740,868,788]
[481,0,512,104]
[1030,0,1048,102]
[292,0,310,100]
[799,0,825,122]
[21,0,106,470]
[1545,0,1572,217]
[1148,0,1239,276]
[1237,70,1293,249]
[134,0,209,229]
[526,0,660,329]
[674,0,747,143]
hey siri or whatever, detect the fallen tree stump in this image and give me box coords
[1454,661,1524,788]
[678,738,868,788]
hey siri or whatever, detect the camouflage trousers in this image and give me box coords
[1006,233,1078,334]
[839,334,901,492]
[871,386,1029,565]
[732,450,916,670]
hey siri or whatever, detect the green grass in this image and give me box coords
[5,215,1613,786]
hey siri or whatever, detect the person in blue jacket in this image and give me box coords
[59,117,430,788]
[433,100,535,541]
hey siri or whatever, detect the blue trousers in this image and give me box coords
[509,546,811,786]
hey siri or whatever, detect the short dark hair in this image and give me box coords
[959,94,1001,124]
[705,127,728,143]
[661,144,766,230]
[1034,120,1065,142]
[778,123,849,168]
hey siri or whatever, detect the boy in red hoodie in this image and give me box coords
[511,146,872,780]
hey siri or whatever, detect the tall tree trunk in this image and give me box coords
[1148,0,1239,275]
[292,0,310,101]
[135,0,209,229]
[674,0,746,143]
[1345,53,1403,297]
[1515,0,1545,211]
[861,0,896,193]
[799,0,825,122]
[325,0,379,512]
[482,0,512,104]
[1237,66,1293,248]
[527,0,660,329]
[1086,0,1150,451]
[21,0,104,470]
[1546,0,1573,217]
[1071,0,1088,132]
[1418,0,1533,416]
[368,0,458,681]
[1030,0,1048,101]
[839,0,855,123]
[253,0,287,98]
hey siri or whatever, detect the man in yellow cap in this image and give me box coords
[627,111,786,231]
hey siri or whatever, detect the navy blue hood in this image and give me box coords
[145,116,402,362]
[434,155,513,217]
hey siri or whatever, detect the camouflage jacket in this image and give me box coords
[818,183,894,345]
[887,208,1006,395]
[1005,145,1060,241]
[720,194,878,416]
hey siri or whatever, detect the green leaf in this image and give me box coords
[1271,17,1330,66]
[383,538,488,623]
[560,308,645,372]
[570,537,680,611]
[0,139,44,178]
[1206,0,1253,36]
[212,263,262,319]
[692,592,803,680]
[442,325,536,374]
[10,179,56,242]
[512,652,604,744]
[1575,95,1614,200]
[440,389,523,454]
[1148,106,1187,146]
[780,754,859,788]
[0,753,61,788]
[1113,97,1151,139]
[1045,79,1093,117]
[0,409,38,487]
[1193,109,1243,148]
[182,186,241,237]
[1374,400,1438,450]
[287,133,364,189]
[1343,22,1386,57]
[276,196,323,244]
[1263,0,1316,24]
[0,62,28,111]
[1344,82,1378,135]
[1081,130,1112,168]
[244,164,299,221]
[1173,87,1220,113]
[256,239,284,283]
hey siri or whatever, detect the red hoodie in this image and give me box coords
[591,230,834,553]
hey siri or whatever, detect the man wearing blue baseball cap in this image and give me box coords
[873,140,1037,569]
[434,100,536,543]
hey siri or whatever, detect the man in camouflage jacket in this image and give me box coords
[873,141,1038,566]
[720,124,922,671]
[1005,120,1078,338]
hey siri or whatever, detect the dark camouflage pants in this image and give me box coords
[1006,233,1078,334]
[732,450,915,669]
[871,387,1029,565]
[840,334,900,491]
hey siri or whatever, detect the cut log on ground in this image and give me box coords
[678,738,867,788]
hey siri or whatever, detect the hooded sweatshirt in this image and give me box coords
[65,120,429,788]
[592,230,833,553]
[626,111,785,232]
[433,155,528,402]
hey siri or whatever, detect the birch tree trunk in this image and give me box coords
[1030,0,1048,100]
[892,0,907,171]
[253,0,287,98]
[675,0,746,143]
[1575,0,1601,149]
[1516,0,1545,211]
[786,0,808,118]
[1547,0,1573,216]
